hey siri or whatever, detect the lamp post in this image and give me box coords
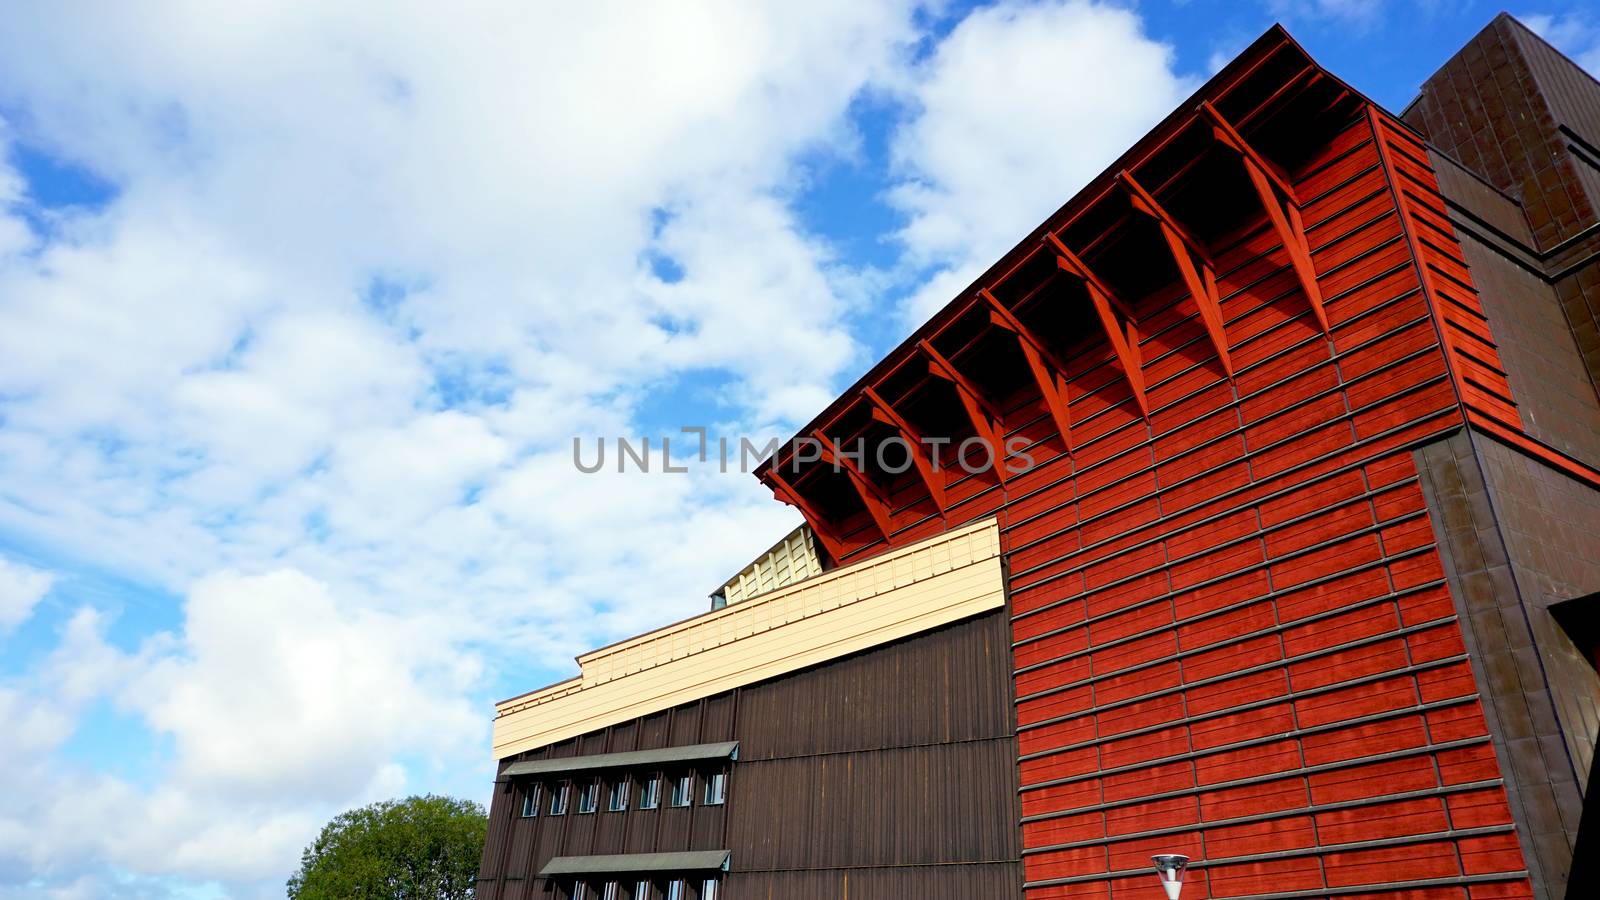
[1151,854,1189,900]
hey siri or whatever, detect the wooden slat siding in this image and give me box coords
[991,110,1534,900]
[822,122,1387,566]
[1369,107,1600,497]
[1367,110,1526,433]
[1404,14,1600,427]
[477,610,1023,899]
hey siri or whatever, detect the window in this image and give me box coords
[669,774,692,807]
[572,883,589,900]
[602,882,620,900]
[520,784,541,818]
[666,879,685,900]
[549,783,569,816]
[633,881,652,900]
[577,780,599,814]
[701,879,718,900]
[608,780,629,812]
[703,772,726,806]
[639,775,660,809]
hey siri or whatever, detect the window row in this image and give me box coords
[522,771,728,818]
[569,877,718,900]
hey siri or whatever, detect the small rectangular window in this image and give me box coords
[549,783,569,816]
[634,881,651,900]
[520,785,541,818]
[701,879,718,900]
[703,772,726,806]
[602,882,619,900]
[577,780,598,814]
[608,780,629,812]
[666,880,685,900]
[639,775,660,809]
[572,883,589,900]
[669,774,692,807]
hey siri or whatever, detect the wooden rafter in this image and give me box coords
[864,387,949,518]
[918,340,1010,484]
[762,468,849,562]
[1045,232,1150,418]
[812,429,894,541]
[980,288,1073,448]
[1118,170,1235,380]
[1199,101,1329,334]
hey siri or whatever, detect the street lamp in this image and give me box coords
[1151,854,1189,900]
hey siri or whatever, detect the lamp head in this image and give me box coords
[1151,854,1189,900]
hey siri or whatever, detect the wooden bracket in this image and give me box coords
[1118,170,1235,379]
[762,468,849,562]
[812,429,894,542]
[1045,232,1150,418]
[919,340,1010,484]
[981,288,1073,448]
[1199,101,1329,334]
[865,386,949,518]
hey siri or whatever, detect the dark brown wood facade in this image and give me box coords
[476,609,1023,899]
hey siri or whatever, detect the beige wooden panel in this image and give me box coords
[718,525,823,605]
[492,518,1004,758]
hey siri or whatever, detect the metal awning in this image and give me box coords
[538,850,731,877]
[502,741,738,778]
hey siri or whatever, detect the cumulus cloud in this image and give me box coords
[0,0,930,619]
[133,569,482,798]
[0,557,53,633]
[885,0,1196,321]
[0,572,480,895]
[0,2,924,893]
[0,1,1192,895]
[1523,12,1600,75]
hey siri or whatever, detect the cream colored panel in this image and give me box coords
[717,525,823,605]
[492,518,1004,759]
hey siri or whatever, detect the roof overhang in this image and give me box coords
[750,23,1378,566]
[502,741,739,778]
[538,850,731,877]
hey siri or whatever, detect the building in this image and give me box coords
[476,15,1600,900]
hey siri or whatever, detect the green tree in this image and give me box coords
[287,794,487,900]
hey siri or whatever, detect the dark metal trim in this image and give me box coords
[502,742,738,779]
[538,850,731,877]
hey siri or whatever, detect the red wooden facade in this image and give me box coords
[756,22,1600,900]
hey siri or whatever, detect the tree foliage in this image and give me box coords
[287,794,487,900]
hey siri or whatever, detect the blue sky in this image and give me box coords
[1,2,1597,897]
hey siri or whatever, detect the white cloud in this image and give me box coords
[132,569,482,799]
[885,0,1196,321]
[0,557,53,633]
[0,1,1203,895]
[1523,12,1600,76]
[0,140,32,259]
[0,573,481,894]
[0,2,924,894]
